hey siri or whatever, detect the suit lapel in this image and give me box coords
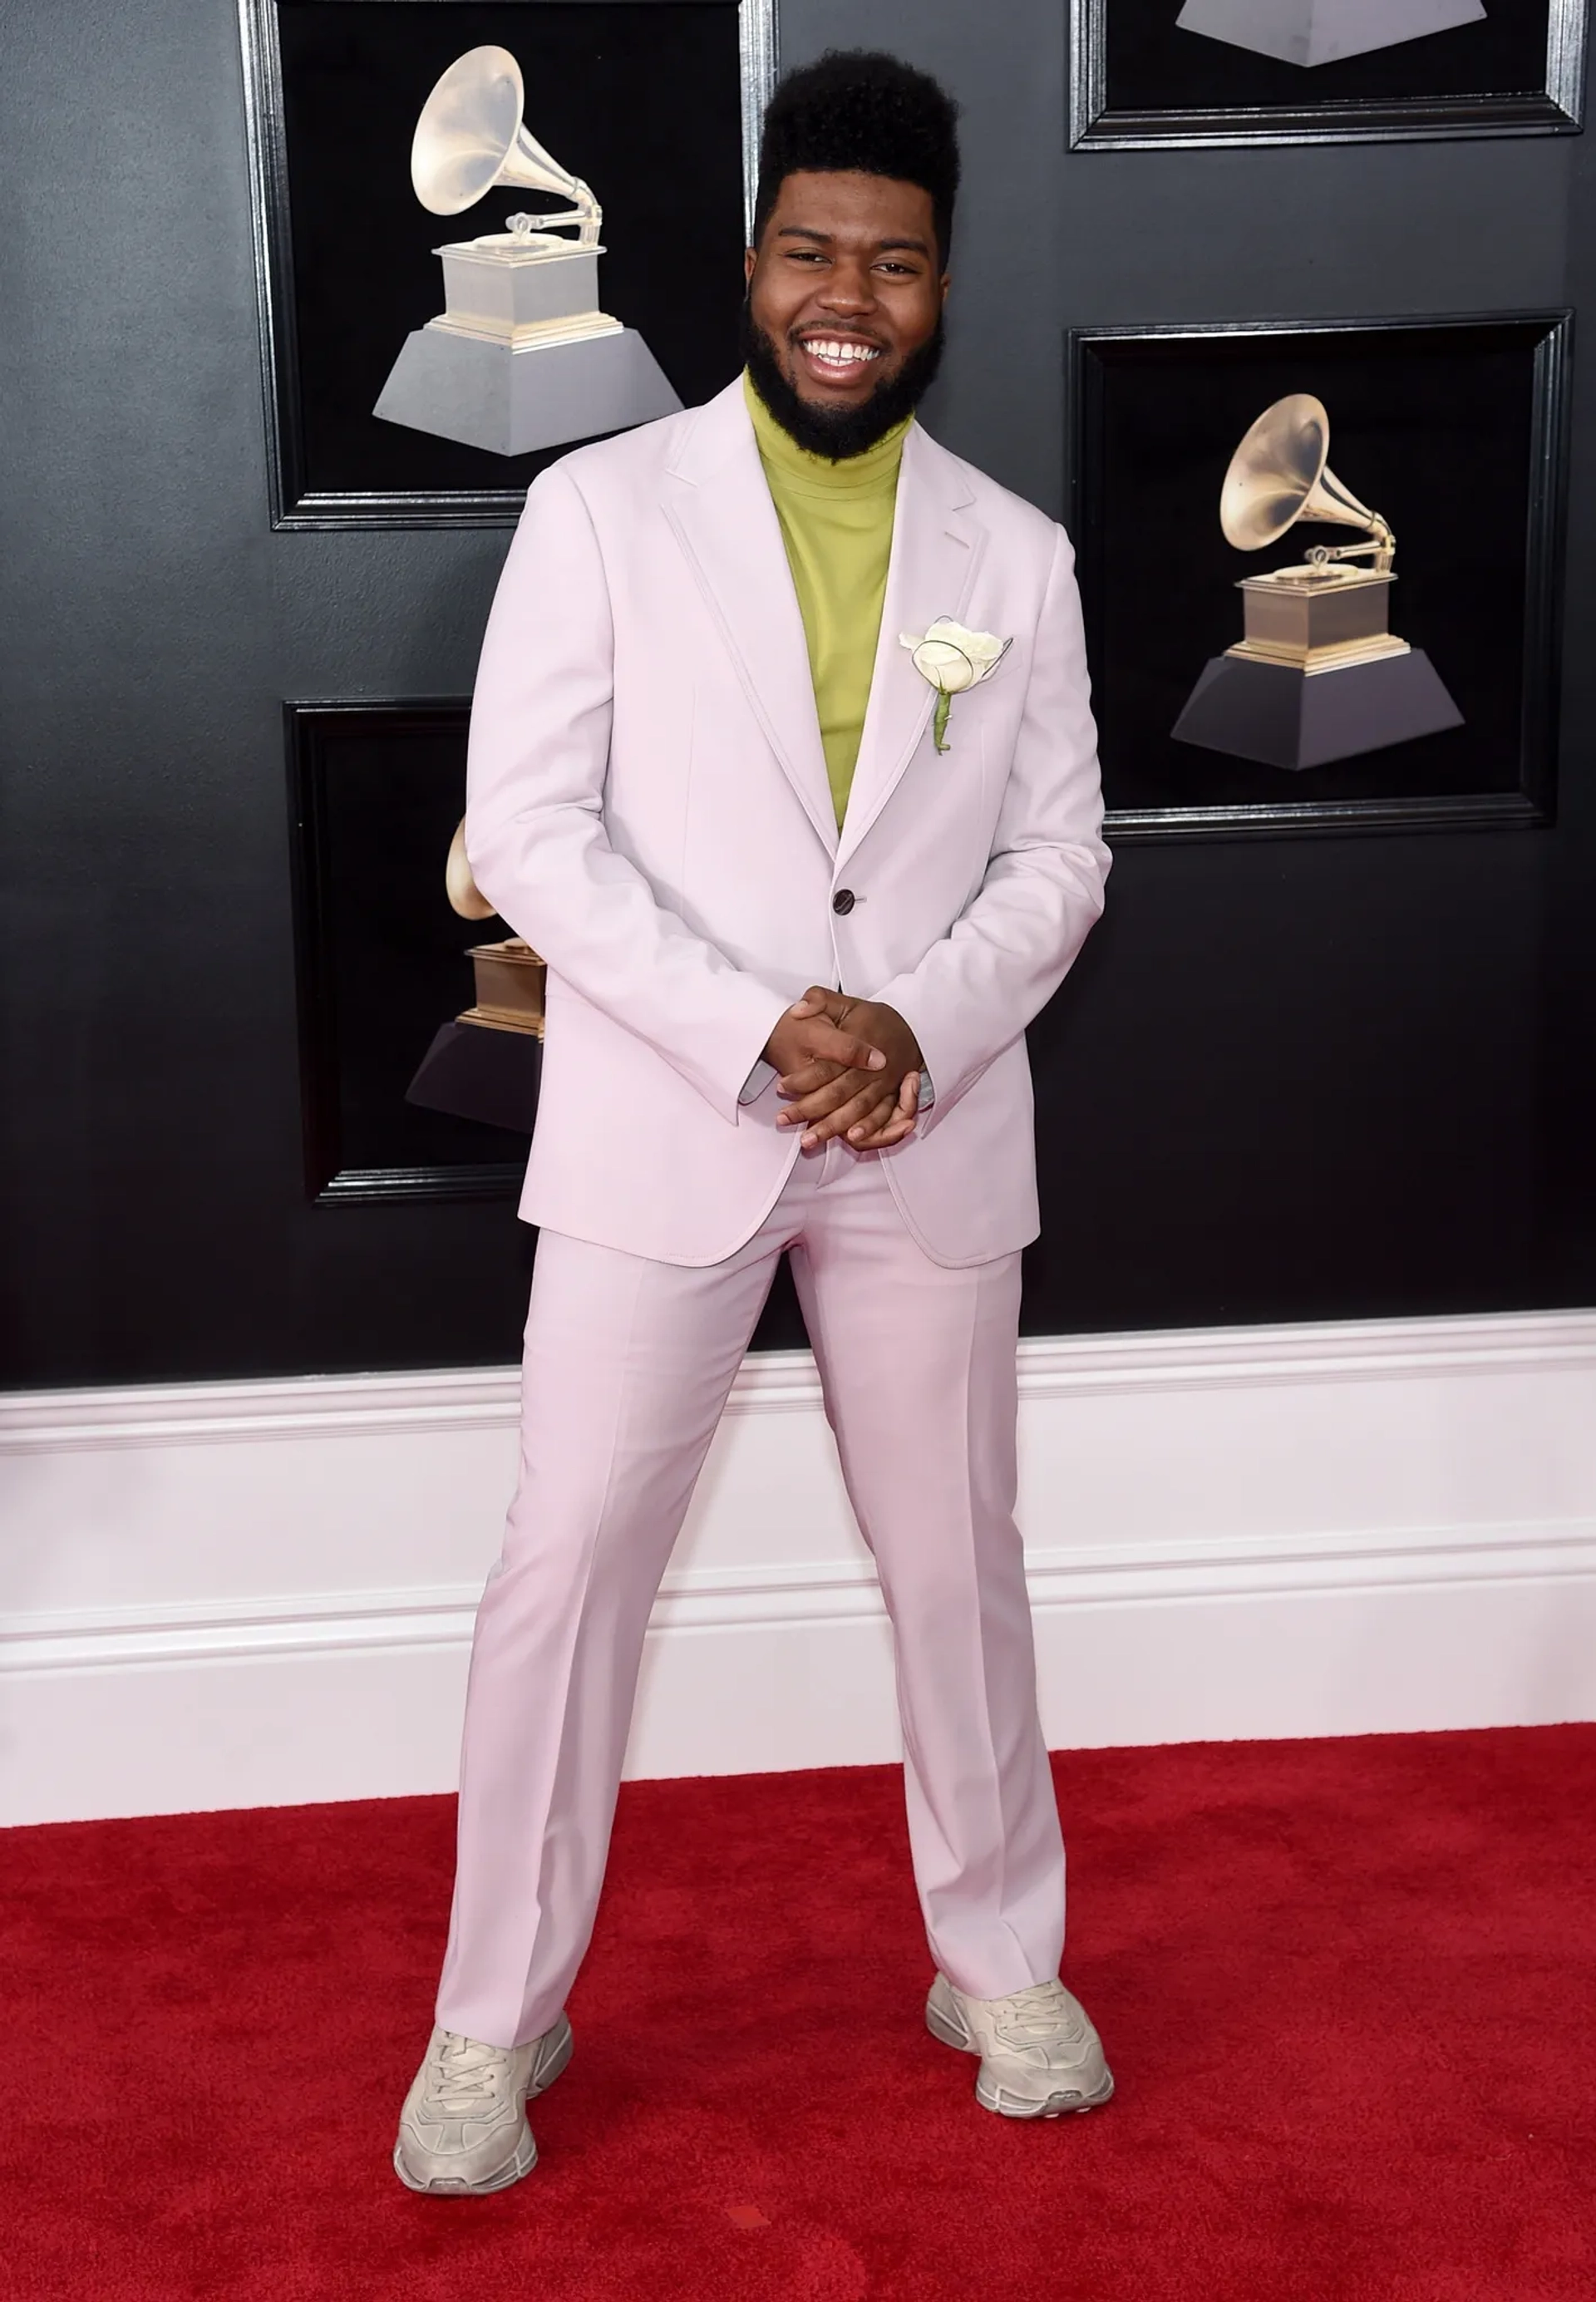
[838,426,987,870]
[663,385,838,854]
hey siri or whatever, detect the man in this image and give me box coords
[395,50,1112,2196]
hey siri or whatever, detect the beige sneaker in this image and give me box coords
[393,2016,573,2194]
[927,1974,1114,2119]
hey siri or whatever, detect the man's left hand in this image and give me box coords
[776,989,924,1151]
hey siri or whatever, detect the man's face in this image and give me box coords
[744,170,948,418]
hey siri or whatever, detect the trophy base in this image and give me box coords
[1175,0,1485,66]
[464,936,545,1034]
[1171,648,1464,770]
[406,1019,542,1136]
[373,325,683,458]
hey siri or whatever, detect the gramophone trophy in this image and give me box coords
[1175,0,1485,66]
[374,45,682,458]
[1171,394,1464,771]
[404,821,544,1136]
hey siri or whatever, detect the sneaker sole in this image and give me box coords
[392,2014,574,2196]
[926,1995,1115,2122]
[974,2070,1116,2120]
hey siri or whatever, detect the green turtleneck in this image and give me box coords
[744,371,910,828]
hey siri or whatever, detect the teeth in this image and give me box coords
[807,339,879,366]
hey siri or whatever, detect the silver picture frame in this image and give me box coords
[1068,309,1572,841]
[239,0,780,529]
[1069,0,1588,150]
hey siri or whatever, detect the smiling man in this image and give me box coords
[394,52,1113,2195]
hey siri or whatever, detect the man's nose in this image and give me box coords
[817,264,877,314]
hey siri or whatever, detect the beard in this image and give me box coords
[739,298,945,461]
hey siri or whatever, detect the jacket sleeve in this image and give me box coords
[463,465,792,1126]
[868,525,1111,1119]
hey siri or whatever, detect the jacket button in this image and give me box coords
[832,888,856,915]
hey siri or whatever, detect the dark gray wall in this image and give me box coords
[3,0,1593,1388]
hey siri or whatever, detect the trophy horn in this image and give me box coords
[1219,393,1395,572]
[446,818,497,921]
[410,45,600,243]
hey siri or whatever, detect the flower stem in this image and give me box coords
[933,692,952,753]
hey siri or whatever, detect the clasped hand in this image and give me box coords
[762,988,924,1151]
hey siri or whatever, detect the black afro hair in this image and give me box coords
[753,50,961,268]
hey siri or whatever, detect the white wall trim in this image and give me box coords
[3,1310,1594,1823]
[9,1519,1596,1674]
[7,1309,1595,1452]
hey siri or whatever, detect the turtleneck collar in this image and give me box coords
[742,370,912,495]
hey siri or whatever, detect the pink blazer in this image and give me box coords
[465,378,1111,1268]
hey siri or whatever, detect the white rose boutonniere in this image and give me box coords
[899,619,1012,753]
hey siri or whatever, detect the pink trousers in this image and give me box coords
[435,1139,1066,2049]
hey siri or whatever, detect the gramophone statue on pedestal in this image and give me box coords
[374,45,682,458]
[404,821,544,1137]
[1175,0,1486,66]
[1171,393,1464,771]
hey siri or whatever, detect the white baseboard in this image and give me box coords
[3,1311,1594,1825]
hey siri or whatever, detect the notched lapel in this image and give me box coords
[839,428,988,867]
[663,394,838,854]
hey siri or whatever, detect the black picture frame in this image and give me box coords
[1069,0,1588,149]
[287,698,533,1202]
[239,0,778,529]
[1068,311,1571,842]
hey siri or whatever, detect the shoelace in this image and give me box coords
[983,1982,1077,2042]
[426,2033,510,2113]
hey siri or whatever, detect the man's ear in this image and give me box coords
[939,272,952,303]
[744,246,757,287]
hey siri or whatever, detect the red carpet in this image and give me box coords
[6,1726,1594,2300]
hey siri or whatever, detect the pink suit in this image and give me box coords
[437,381,1110,2048]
